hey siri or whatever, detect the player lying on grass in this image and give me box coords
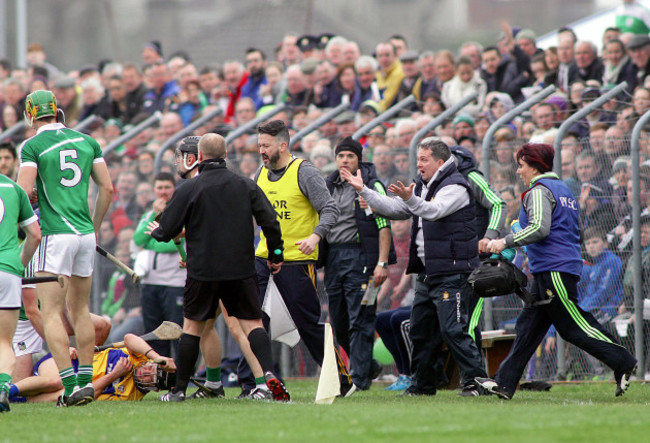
[7,333,175,403]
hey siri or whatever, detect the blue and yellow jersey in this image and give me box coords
[93,348,148,401]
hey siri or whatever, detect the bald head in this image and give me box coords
[199,133,227,160]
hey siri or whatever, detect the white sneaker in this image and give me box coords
[247,387,272,401]
[67,384,94,406]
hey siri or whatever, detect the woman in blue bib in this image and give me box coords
[475,143,637,400]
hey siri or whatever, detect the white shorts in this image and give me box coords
[12,319,44,357]
[0,270,21,308]
[37,233,96,277]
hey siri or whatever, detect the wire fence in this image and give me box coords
[7,87,650,384]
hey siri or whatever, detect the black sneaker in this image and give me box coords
[188,377,225,399]
[399,386,434,396]
[237,388,251,399]
[340,383,358,398]
[615,364,637,397]
[56,395,67,408]
[159,390,185,402]
[457,385,480,397]
[474,377,511,400]
[0,391,10,412]
[67,384,94,406]
[369,359,382,381]
[264,371,290,402]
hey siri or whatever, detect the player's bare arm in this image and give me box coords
[90,161,114,232]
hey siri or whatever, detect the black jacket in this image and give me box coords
[152,158,283,281]
[323,162,396,269]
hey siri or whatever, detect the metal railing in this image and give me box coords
[478,85,555,333]
[73,115,102,133]
[553,82,628,174]
[408,92,479,179]
[288,102,350,149]
[352,95,416,141]
[224,104,287,145]
[481,85,556,183]
[154,107,223,174]
[103,111,163,157]
[630,108,650,374]
[0,121,26,142]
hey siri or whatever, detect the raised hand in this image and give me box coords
[340,168,364,192]
[387,181,415,201]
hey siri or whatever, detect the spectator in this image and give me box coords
[257,62,284,107]
[314,60,341,108]
[626,34,650,91]
[459,41,483,70]
[142,61,180,114]
[349,56,378,111]
[480,41,528,103]
[413,51,440,102]
[574,41,605,83]
[375,41,404,111]
[442,56,487,116]
[602,39,635,89]
[616,0,650,35]
[395,50,420,105]
[112,170,143,224]
[141,41,163,65]
[282,64,314,107]
[241,48,268,109]
[132,172,186,358]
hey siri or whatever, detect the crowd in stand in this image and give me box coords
[3,0,650,381]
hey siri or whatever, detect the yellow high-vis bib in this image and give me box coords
[255,158,319,262]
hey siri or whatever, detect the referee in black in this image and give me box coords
[147,133,289,402]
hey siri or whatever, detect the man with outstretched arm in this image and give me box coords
[341,137,488,397]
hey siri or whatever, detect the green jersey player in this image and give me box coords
[0,174,41,413]
[17,90,113,407]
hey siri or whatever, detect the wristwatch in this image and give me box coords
[377,261,388,268]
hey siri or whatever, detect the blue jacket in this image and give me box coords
[241,74,268,110]
[578,249,623,318]
[519,177,582,276]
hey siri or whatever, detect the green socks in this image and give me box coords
[77,365,93,387]
[60,367,77,396]
[0,373,11,395]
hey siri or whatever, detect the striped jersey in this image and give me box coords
[19,123,104,235]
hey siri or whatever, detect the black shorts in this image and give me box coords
[183,275,263,321]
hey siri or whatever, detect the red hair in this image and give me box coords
[516,143,554,173]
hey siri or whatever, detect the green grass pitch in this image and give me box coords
[2,380,650,442]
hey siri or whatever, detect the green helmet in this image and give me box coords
[25,89,58,123]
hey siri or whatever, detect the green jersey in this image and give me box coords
[616,3,650,35]
[20,123,104,235]
[0,175,38,277]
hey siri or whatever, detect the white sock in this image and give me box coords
[256,382,268,391]
[205,380,222,389]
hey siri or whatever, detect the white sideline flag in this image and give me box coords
[262,276,300,347]
[315,323,340,405]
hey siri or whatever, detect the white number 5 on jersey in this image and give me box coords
[59,149,82,187]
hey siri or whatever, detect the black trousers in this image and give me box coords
[410,273,487,394]
[238,258,325,389]
[495,271,637,398]
[324,244,377,390]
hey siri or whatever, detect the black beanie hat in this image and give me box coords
[335,136,363,162]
